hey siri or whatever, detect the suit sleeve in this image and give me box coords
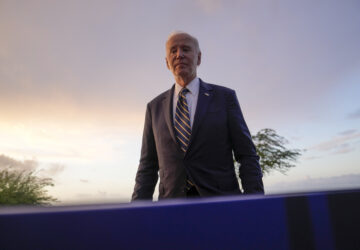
[227,90,264,194]
[131,104,159,200]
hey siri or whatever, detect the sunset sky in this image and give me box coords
[1,0,360,204]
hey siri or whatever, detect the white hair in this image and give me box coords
[166,31,201,53]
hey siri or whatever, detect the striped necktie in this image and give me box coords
[174,88,191,152]
[175,88,196,193]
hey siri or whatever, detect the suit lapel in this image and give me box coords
[188,80,213,151]
[163,85,178,144]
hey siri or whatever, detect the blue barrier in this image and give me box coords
[0,190,359,250]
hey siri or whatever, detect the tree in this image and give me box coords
[0,169,57,205]
[252,128,302,175]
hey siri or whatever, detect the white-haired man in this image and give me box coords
[132,32,263,200]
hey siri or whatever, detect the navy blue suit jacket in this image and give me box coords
[132,79,264,200]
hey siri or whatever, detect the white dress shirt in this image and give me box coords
[173,77,200,128]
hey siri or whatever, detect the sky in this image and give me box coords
[1,0,360,204]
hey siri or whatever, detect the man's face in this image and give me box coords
[165,34,201,80]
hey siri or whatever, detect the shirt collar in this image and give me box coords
[174,77,200,97]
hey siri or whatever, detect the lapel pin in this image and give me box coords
[204,93,210,96]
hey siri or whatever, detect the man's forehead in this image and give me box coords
[166,34,196,48]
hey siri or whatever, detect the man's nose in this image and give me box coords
[176,49,184,58]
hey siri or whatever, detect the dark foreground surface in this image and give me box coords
[0,189,359,250]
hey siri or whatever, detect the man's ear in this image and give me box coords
[197,52,202,66]
[165,58,170,70]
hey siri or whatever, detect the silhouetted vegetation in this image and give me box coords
[0,169,57,205]
[252,128,302,175]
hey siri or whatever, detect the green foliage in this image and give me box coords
[0,169,57,205]
[252,128,302,175]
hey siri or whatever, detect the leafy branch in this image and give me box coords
[252,128,302,175]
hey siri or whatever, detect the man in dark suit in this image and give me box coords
[132,32,264,200]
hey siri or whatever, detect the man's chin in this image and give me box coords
[174,70,190,78]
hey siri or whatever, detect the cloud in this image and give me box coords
[0,154,37,172]
[303,155,322,161]
[333,144,355,155]
[39,163,65,176]
[195,0,222,14]
[267,174,360,194]
[338,129,357,136]
[0,154,65,177]
[310,132,360,154]
[348,109,360,119]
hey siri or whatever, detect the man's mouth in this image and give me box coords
[175,63,187,68]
